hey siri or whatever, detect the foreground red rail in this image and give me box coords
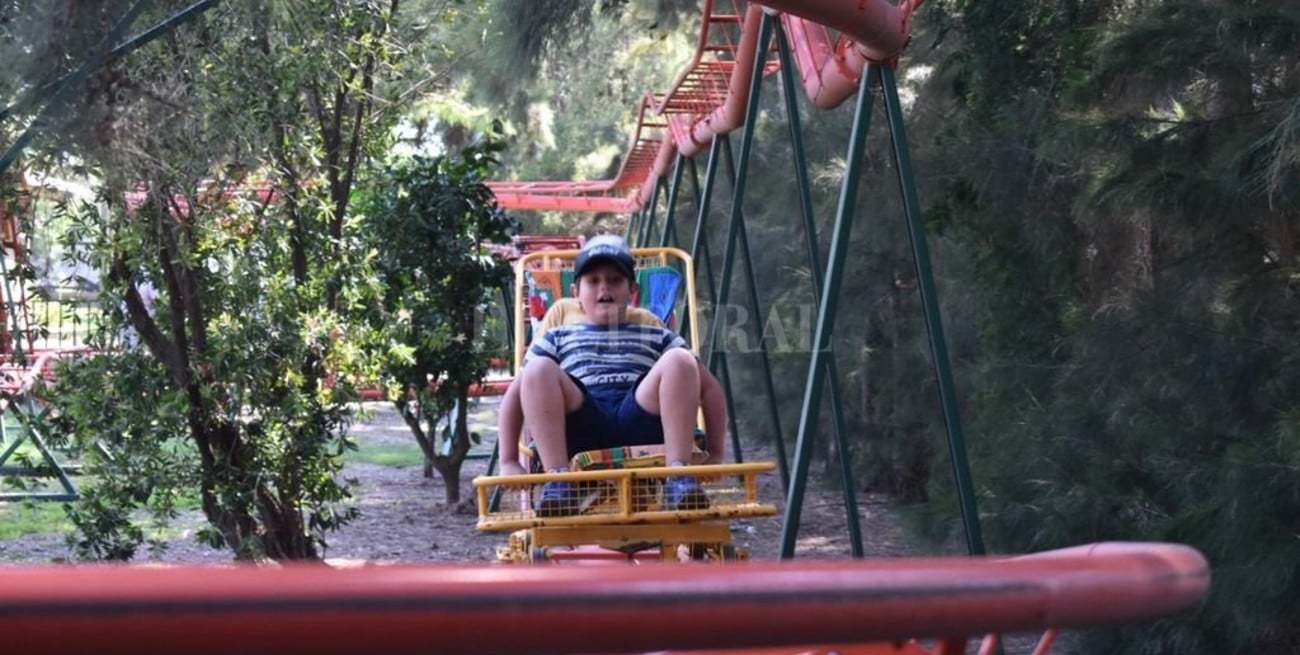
[0,542,1208,655]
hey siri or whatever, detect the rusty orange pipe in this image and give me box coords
[0,543,1208,655]
[761,0,919,63]
[658,0,915,177]
[779,15,869,110]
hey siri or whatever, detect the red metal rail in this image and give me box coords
[486,0,924,215]
[0,542,1207,655]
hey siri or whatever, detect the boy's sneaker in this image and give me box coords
[663,475,710,511]
[534,480,579,517]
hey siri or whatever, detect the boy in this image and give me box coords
[495,297,729,475]
[516,235,709,516]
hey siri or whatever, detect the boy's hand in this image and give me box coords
[498,460,527,476]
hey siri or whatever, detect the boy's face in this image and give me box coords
[572,262,635,325]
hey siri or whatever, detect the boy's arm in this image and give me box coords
[495,376,526,475]
[698,361,727,464]
[500,327,564,476]
[657,329,725,463]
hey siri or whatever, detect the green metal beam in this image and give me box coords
[624,210,635,242]
[780,64,879,559]
[702,141,745,464]
[658,153,687,248]
[0,408,79,502]
[638,176,666,247]
[0,0,155,126]
[679,139,743,462]
[717,139,790,493]
[688,140,723,314]
[881,66,986,555]
[772,17,863,555]
[706,14,779,465]
[684,140,747,464]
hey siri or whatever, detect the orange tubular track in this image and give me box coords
[487,0,921,216]
[0,542,1208,655]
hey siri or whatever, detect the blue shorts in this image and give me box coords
[564,375,664,457]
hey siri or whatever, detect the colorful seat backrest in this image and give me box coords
[525,270,565,320]
[637,267,683,327]
[525,263,685,331]
[514,246,700,371]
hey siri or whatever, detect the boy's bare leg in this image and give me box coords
[634,348,702,466]
[495,377,526,475]
[518,357,585,472]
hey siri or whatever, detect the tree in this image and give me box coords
[16,1,459,561]
[356,131,515,504]
[909,1,1300,652]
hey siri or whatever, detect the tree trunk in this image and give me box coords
[431,391,474,505]
[439,464,462,505]
[395,398,437,478]
[196,418,319,560]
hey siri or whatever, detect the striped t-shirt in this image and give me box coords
[528,323,688,396]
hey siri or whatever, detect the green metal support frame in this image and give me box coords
[685,145,722,346]
[637,177,667,246]
[777,62,986,558]
[716,138,790,492]
[657,154,687,249]
[770,17,864,555]
[0,399,79,502]
[881,65,985,556]
[684,140,746,463]
[700,15,785,469]
[677,156,713,347]
[655,129,789,483]
[698,13,860,550]
[778,62,879,559]
[0,0,226,502]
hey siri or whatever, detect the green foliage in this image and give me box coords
[37,349,192,560]
[904,1,1300,652]
[354,128,515,503]
[5,3,1298,650]
[499,0,590,74]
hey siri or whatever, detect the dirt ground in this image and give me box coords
[0,398,920,564]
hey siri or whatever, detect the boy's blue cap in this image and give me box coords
[574,235,635,280]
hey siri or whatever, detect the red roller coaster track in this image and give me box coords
[0,542,1207,655]
[485,0,922,215]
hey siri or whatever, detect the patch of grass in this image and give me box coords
[0,501,73,540]
[346,442,425,467]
